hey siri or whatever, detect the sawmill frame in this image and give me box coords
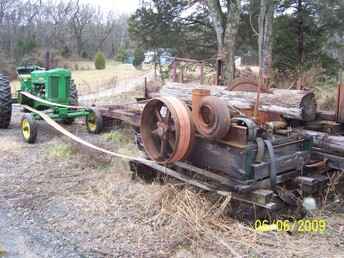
[94,80,344,212]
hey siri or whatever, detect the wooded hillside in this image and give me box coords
[0,0,129,69]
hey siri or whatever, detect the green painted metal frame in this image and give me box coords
[32,108,90,121]
[17,67,91,122]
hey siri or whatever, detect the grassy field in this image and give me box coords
[10,60,152,96]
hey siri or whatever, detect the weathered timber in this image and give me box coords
[97,104,143,127]
[336,84,344,122]
[301,129,344,155]
[304,120,344,134]
[160,82,317,121]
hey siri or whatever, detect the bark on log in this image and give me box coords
[159,82,317,121]
[301,130,344,155]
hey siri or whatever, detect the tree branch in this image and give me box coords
[250,12,259,37]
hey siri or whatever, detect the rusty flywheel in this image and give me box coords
[227,77,270,93]
[140,97,194,164]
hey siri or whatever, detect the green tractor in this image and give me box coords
[0,65,103,143]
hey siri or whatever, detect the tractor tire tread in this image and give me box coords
[0,74,12,129]
[86,109,104,134]
[21,114,38,144]
[70,81,79,106]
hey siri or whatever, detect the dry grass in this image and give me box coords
[140,183,344,258]
[150,185,259,257]
[10,61,152,96]
[72,62,151,95]
[270,65,338,111]
[3,118,342,257]
[321,172,344,212]
[304,66,338,111]
[60,122,344,257]
[48,143,73,159]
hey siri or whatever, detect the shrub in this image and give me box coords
[133,48,145,68]
[116,48,129,63]
[16,39,38,58]
[81,51,89,59]
[95,51,106,70]
[61,46,71,58]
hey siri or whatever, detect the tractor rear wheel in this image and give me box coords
[0,74,12,129]
[21,114,38,144]
[70,81,79,106]
[62,81,79,125]
[86,109,103,134]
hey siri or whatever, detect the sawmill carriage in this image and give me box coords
[98,77,344,213]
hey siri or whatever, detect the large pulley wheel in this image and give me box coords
[194,96,231,140]
[140,97,194,164]
[0,74,12,129]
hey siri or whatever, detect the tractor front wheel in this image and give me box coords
[86,110,103,134]
[21,114,38,143]
[0,74,12,129]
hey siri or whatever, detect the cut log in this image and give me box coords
[159,82,317,121]
[301,130,344,155]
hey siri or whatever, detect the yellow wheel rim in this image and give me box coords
[22,119,31,140]
[87,113,97,132]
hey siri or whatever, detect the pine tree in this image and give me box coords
[95,51,106,70]
[133,48,145,68]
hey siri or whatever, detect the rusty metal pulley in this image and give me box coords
[140,97,194,164]
[193,96,231,140]
[227,77,270,93]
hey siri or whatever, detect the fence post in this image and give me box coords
[144,77,148,99]
[200,62,204,84]
[172,60,177,82]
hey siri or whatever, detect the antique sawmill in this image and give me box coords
[98,76,344,211]
[1,61,342,213]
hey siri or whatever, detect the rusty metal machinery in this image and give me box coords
[227,77,270,93]
[194,96,231,140]
[97,79,344,211]
[134,92,323,210]
[140,97,195,163]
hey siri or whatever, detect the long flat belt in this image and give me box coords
[22,104,233,198]
[20,91,87,109]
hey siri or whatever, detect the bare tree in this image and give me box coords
[46,1,73,49]
[92,8,116,52]
[0,0,17,25]
[0,0,130,63]
[207,0,241,83]
[258,0,274,80]
[69,0,94,56]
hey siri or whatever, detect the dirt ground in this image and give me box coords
[0,106,344,257]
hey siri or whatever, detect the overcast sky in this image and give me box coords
[79,0,140,14]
